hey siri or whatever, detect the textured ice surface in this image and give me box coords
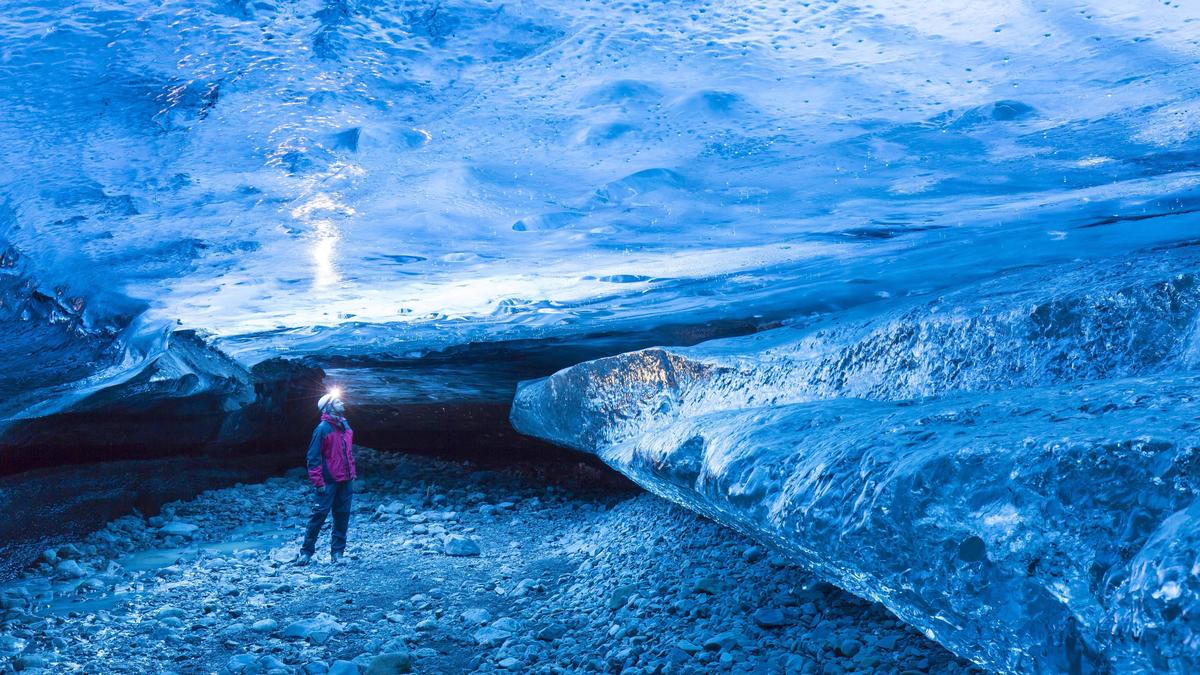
[512,248,1200,673]
[4,0,1200,415]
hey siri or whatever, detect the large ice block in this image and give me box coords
[512,250,1200,673]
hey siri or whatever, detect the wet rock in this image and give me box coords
[55,559,86,579]
[226,653,258,673]
[0,636,27,657]
[158,521,199,538]
[13,654,46,671]
[364,651,412,674]
[783,654,807,674]
[251,618,278,633]
[473,626,512,647]
[838,638,861,658]
[753,608,790,628]
[443,535,481,556]
[154,606,188,620]
[283,613,345,644]
[328,660,359,675]
[692,576,726,595]
[57,544,83,559]
[461,607,492,625]
[608,584,638,610]
[703,631,739,651]
[79,577,106,591]
[497,656,523,670]
[536,623,567,641]
[491,617,521,632]
[743,545,765,563]
[512,578,542,596]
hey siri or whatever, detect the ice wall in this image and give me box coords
[512,248,1200,673]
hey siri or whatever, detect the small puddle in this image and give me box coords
[4,523,293,617]
[47,591,133,615]
[118,523,292,572]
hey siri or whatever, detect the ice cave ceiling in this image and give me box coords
[1,0,1199,438]
[0,0,1197,409]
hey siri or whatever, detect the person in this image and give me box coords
[296,389,356,565]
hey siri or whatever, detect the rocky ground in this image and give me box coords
[0,448,980,675]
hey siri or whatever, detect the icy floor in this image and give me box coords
[1,449,975,674]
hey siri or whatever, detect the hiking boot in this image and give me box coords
[294,552,313,566]
[331,551,344,564]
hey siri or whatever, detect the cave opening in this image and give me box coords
[0,319,774,580]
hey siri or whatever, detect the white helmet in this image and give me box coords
[317,388,343,413]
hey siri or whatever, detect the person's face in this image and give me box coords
[331,398,346,415]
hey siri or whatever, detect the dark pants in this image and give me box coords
[301,480,353,555]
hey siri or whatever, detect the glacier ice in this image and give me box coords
[3,0,1200,664]
[4,0,1200,415]
[512,248,1200,673]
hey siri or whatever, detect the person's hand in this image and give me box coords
[316,484,328,495]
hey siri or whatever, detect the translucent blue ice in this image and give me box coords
[3,0,1200,411]
[3,1,1200,665]
[512,248,1200,672]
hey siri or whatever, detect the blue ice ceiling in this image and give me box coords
[1,0,1197,359]
[1,0,1199,408]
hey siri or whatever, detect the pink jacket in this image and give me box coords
[306,414,356,487]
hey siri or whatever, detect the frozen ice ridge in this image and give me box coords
[512,247,1200,673]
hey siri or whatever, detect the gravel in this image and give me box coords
[0,448,980,674]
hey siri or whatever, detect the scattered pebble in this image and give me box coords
[0,448,976,674]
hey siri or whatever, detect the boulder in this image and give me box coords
[364,651,412,675]
[443,535,481,557]
[472,626,512,647]
[282,613,345,645]
[158,522,199,538]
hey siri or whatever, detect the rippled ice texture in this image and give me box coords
[3,0,1200,414]
[512,248,1200,672]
